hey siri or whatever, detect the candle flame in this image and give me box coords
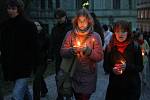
[92,38,95,42]
[74,41,81,47]
[142,52,144,56]
[141,49,144,56]
[77,41,81,47]
[120,60,125,64]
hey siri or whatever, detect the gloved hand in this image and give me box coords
[82,46,92,56]
[70,47,81,55]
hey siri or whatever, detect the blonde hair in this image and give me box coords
[72,8,94,31]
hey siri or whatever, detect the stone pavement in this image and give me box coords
[4,61,150,100]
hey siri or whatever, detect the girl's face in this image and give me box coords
[115,28,128,42]
[77,16,88,30]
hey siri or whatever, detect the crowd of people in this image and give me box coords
[0,0,150,100]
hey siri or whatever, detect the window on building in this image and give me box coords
[147,9,150,19]
[113,0,120,9]
[128,0,132,9]
[137,10,140,19]
[141,10,144,19]
[145,9,148,19]
[56,0,60,8]
[41,0,45,9]
[48,0,53,10]
[76,0,82,10]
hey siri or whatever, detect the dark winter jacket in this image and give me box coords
[0,15,39,81]
[49,21,72,60]
[103,41,143,100]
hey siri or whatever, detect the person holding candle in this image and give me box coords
[60,8,103,100]
[103,20,144,100]
[134,33,150,88]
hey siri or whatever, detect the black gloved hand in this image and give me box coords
[83,46,92,56]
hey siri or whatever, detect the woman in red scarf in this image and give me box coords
[103,20,143,100]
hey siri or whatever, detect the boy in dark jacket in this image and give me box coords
[0,0,39,99]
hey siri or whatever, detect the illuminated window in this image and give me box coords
[113,0,120,9]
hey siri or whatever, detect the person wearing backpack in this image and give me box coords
[103,20,144,100]
[49,8,72,100]
[60,8,103,100]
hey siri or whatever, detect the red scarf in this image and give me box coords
[110,35,131,54]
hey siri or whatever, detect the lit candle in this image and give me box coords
[141,49,144,56]
[77,41,81,47]
[73,41,81,48]
[120,60,125,64]
[92,38,95,42]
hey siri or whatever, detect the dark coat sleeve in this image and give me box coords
[126,44,144,72]
[103,45,112,73]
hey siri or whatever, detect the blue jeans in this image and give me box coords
[12,78,32,100]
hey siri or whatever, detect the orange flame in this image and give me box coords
[77,41,81,47]
[120,60,125,64]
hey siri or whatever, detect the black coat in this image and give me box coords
[103,41,143,100]
[49,21,72,60]
[0,15,39,81]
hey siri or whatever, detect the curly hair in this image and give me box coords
[6,0,24,15]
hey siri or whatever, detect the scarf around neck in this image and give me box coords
[75,26,92,36]
[110,35,131,54]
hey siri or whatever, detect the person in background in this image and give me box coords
[0,0,39,100]
[103,24,113,51]
[90,12,104,46]
[49,8,72,100]
[60,8,103,100]
[134,33,150,87]
[103,20,143,100]
[33,21,49,100]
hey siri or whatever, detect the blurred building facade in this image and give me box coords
[137,0,150,32]
[29,0,137,34]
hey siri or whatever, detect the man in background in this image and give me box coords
[49,8,72,100]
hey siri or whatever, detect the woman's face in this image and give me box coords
[77,16,88,30]
[115,28,128,42]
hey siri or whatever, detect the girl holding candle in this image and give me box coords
[103,20,144,100]
[60,8,103,100]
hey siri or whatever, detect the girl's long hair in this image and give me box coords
[72,8,94,32]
